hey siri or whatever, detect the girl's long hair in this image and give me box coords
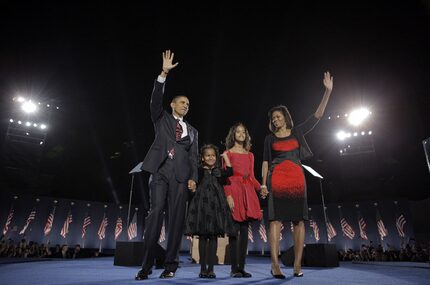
[224,122,252,151]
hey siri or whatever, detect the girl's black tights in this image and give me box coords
[199,235,217,272]
[229,221,249,272]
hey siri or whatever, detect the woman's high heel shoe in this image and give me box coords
[271,269,286,279]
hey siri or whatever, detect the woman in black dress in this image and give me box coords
[185,144,235,278]
[260,72,333,278]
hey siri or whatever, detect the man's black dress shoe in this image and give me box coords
[271,270,286,279]
[135,269,152,280]
[198,271,208,278]
[160,270,175,278]
[238,269,252,278]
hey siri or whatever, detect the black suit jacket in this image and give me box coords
[141,79,198,182]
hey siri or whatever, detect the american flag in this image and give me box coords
[20,209,36,235]
[158,220,166,243]
[44,207,56,236]
[128,212,137,241]
[60,212,73,238]
[340,217,355,239]
[114,216,123,240]
[396,214,406,238]
[309,219,320,242]
[248,224,254,243]
[97,215,108,240]
[376,212,388,240]
[279,223,284,241]
[2,209,14,235]
[258,221,267,243]
[358,214,368,240]
[81,213,91,239]
[326,220,337,242]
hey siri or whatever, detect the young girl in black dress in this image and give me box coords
[185,144,235,278]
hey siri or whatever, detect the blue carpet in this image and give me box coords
[0,255,429,285]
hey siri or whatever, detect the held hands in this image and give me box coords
[161,50,179,77]
[260,185,269,199]
[188,179,196,192]
[323,71,333,92]
[226,195,234,211]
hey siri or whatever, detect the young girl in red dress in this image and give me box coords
[223,123,262,278]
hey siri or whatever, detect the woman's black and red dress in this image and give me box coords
[263,115,319,222]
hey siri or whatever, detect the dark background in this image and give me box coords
[1,1,429,208]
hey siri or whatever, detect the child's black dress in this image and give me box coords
[185,166,235,237]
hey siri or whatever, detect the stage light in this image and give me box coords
[9,119,13,123]
[33,123,37,127]
[56,106,59,110]
[328,116,331,120]
[40,124,47,130]
[353,132,358,136]
[337,131,347,141]
[46,104,50,107]
[348,108,370,126]
[368,131,372,135]
[22,101,37,113]
[16,97,25,102]
[40,141,43,145]
[25,122,31,126]
[361,131,365,135]
[18,121,22,124]
[26,132,30,136]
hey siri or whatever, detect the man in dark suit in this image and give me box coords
[135,50,198,280]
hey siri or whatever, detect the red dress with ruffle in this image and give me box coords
[223,152,262,222]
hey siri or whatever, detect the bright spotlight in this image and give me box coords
[18,121,22,124]
[353,132,358,136]
[40,141,44,145]
[25,122,31,126]
[368,131,372,135]
[337,131,347,141]
[348,108,370,126]
[9,119,14,123]
[40,124,47,130]
[22,101,37,113]
[361,131,365,135]
[17,97,25,102]
[33,123,38,127]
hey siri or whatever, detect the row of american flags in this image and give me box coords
[1,202,170,244]
[2,199,409,248]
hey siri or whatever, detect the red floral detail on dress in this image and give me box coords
[272,139,299,152]
[271,160,305,198]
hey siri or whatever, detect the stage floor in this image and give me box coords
[0,255,429,285]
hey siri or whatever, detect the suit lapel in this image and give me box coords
[187,123,194,143]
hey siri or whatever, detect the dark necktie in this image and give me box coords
[175,119,183,141]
